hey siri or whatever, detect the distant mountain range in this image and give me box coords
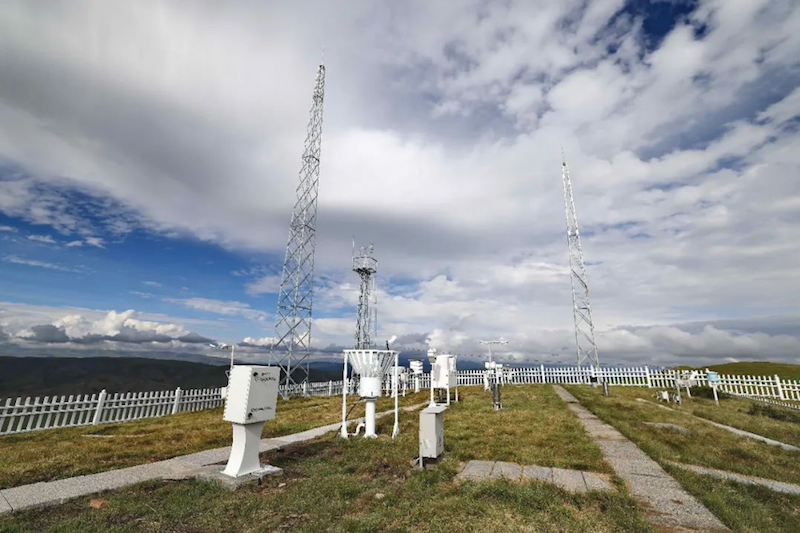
[0,353,495,398]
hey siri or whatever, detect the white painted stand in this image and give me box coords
[222,421,274,477]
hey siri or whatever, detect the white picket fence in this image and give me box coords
[2,365,798,436]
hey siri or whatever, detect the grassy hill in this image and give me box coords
[676,361,800,380]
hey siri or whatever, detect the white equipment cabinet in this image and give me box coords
[419,404,447,466]
[428,349,458,406]
[221,365,280,478]
[410,359,424,393]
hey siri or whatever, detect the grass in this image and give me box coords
[566,385,800,533]
[0,391,428,489]
[0,385,654,532]
[684,389,800,447]
[667,466,800,533]
[675,361,800,380]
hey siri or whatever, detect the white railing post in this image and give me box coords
[540,364,545,383]
[171,387,182,415]
[775,375,786,400]
[644,366,652,388]
[92,389,107,425]
[328,380,333,396]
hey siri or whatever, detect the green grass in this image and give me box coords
[675,361,800,380]
[683,390,800,447]
[0,391,428,489]
[667,466,800,533]
[566,385,800,533]
[0,385,652,533]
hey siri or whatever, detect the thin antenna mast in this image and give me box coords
[273,62,326,396]
[561,154,600,370]
[352,243,377,349]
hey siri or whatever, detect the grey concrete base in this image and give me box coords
[666,461,800,495]
[0,401,428,515]
[455,460,612,493]
[554,385,730,533]
[642,422,691,434]
[195,464,283,490]
[635,398,800,452]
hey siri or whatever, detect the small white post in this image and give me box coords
[171,387,182,415]
[540,364,545,383]
[392,352,399,439]
[341,352,349,438]
[644,366,652,388]
[328,380,333,396]
[775,375,786,400]
[303,381,308,397]
[92,389,107,425]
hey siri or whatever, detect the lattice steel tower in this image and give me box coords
[352,243,377,349]
[273,63,326,394]
[561,155,600,370]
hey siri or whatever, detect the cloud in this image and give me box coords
[142,280,162,287]
[244,274,282,296]
[27,234,56,244]
[240,336,276,347]
[164,297,268,321]
[0,225,17,232]
[0,2,799,364]
[8,307,218,347]
[3,254,81,273]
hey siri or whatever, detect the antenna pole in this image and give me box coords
[561,156,601,371]
[273,63,326,397]
[352,242,378,349]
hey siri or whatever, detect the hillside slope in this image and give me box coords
[678,361,800,380]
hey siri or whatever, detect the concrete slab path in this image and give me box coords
[635,398,800,452]
[553,385,730,533]
[455,460,613,493]
[0,402,427,515]
[666,461,800,496]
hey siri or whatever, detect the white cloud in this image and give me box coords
[0,2,799,364]
[165,297,268,322]
[241,336,276,347]
[27,234,56,244]
[244,274,282,296]
[3,254,80,273]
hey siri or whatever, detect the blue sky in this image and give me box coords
[0,0,799,366]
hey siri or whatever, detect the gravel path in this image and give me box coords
[553,385,730,533]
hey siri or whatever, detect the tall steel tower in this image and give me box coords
[273,63,326,394]
[561,155,600,370]
[352,243,377,349]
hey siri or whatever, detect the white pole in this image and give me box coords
[392,352,399,439]
[364,400,377,438]
[230,344,235,370]
[340,351,349,438]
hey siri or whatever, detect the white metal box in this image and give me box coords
[432,354,457,389]
[223,365,279,424]
[419,404,447,459]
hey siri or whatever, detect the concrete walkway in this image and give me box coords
[635,398,800,452]
[0,402,426,515]
[666,461,800,496]
[553,385,730,533]
[456,460,613,493]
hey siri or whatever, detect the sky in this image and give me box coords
[0,0,799,367]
